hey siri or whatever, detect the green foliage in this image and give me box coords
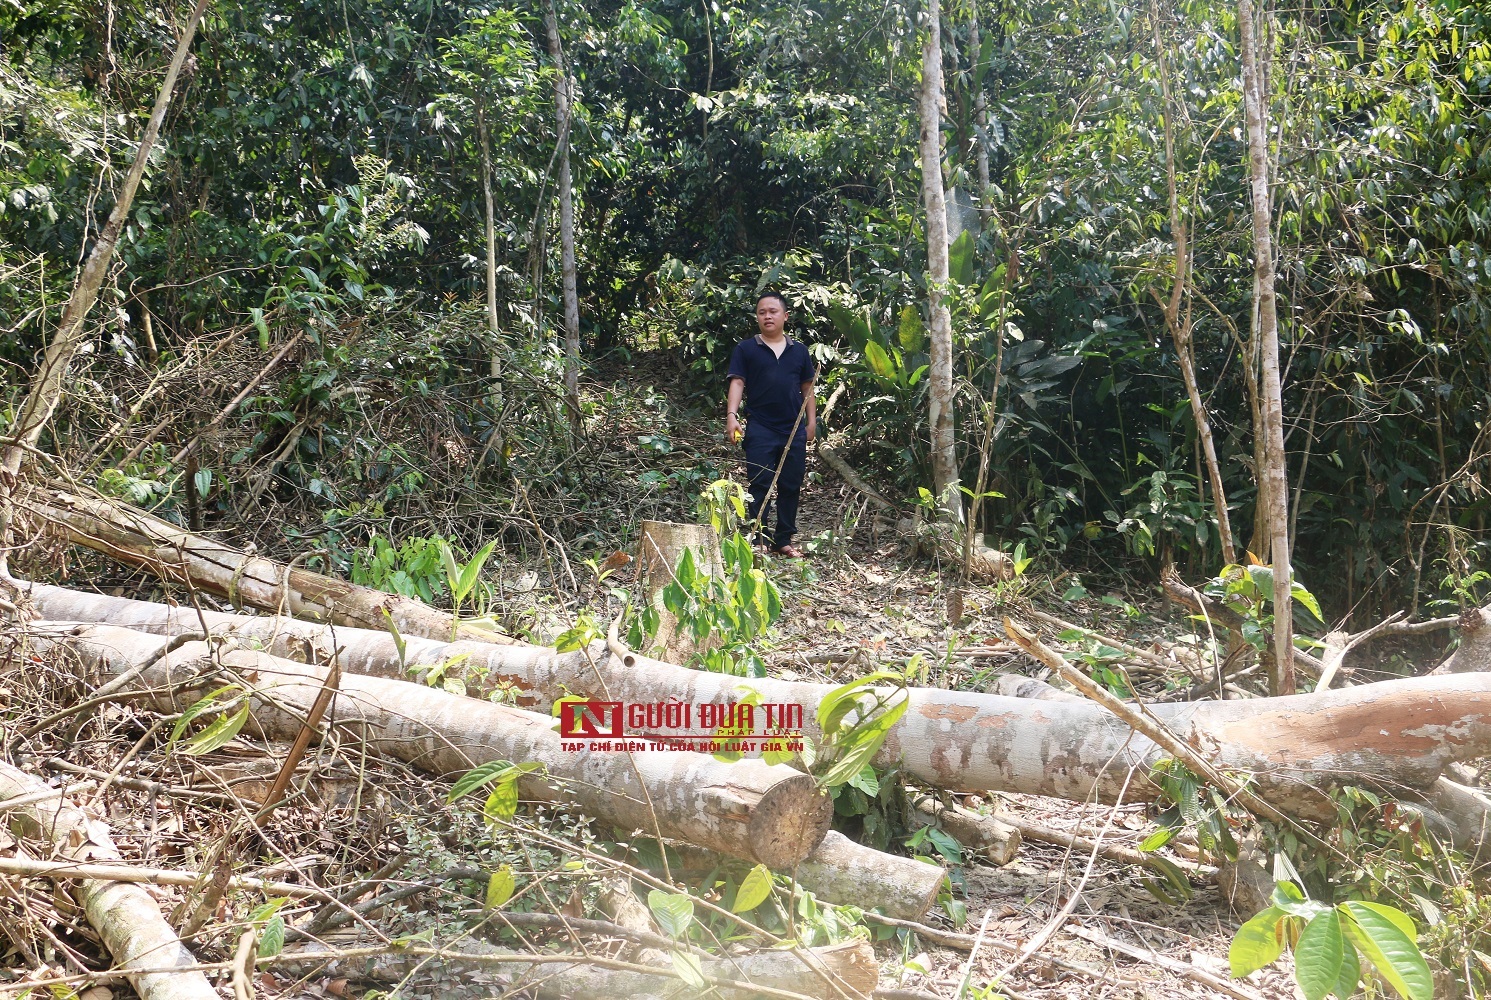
[168,684,251,756]
[447,760,545,827]
[1229,880,1433,1000]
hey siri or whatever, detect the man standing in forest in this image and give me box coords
[725,291,817,558]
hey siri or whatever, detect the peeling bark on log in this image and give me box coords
[274,936,878,1000]
[0,762,218,1000]
[23,622,832,870]
[791,831,945,921]
[22,585,1491,816]
[19,486,514,643]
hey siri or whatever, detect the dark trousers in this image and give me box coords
[743,425,807,548]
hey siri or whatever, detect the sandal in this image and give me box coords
[772,544,806,559]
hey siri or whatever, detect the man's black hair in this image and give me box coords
[757,290,790,311]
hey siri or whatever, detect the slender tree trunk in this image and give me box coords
[0,0,210,566]
[1239,0,1294,694]
[1150,0,1235,566]
[969,0,993,219]
[544,0,582,433]
[478,103,500,379]
[919,0,960,521]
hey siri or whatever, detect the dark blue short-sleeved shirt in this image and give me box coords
[726,335,816,436]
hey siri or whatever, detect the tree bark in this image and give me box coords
[25,622,832,870]
[17,485,516,643]
[274,937,878,1000]
[793,831,945,920]
[0,0,211,564]
[544,0,582,433]
[919,0,960,521]
[23,584,1491,819]
[1239,0,1294,693]
[1149,0,1235,567]
[0,762,218,1000]
[969,0,993,219]
[478,103,501,380]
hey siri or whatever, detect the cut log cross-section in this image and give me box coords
[22,622,832,870]
[19,486,515,644]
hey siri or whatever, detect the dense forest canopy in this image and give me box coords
[2,0,1490,621]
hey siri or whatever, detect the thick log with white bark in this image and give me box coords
[276,936,878,1000]
[22,584,1491,819]
[0,762,218,1000]
[21,622,831,870]
[17,485,515,643]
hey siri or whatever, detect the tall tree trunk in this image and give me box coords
[544,0,582,434]
[919,0,960,521]
[969,0,993,219]
[1239,0,1294,694]
[478,103,500,379]
[1149,0,1235,567]
[0,0,210,566]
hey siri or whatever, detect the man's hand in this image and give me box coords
[805,419,815,445]
[726,415,742,444]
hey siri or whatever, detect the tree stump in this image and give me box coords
[638,519,723,664]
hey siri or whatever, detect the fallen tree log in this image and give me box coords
[21,622,832,870]
[272,935,878,1000]
[0,762,218,1000]
[22,584,1491,818]
[16,485,515,643]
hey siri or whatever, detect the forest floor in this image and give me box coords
[7,351,1416,1000]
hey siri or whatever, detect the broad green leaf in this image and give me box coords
[457,540,498,602]
[1294,912,1344,1000]
[732,864,774,913]
[1340,901,1432,1000]
[1291,583,1324,623]
[258,915,285,958]
[193,468,213,496]
[846,763,880,796]
[647,890,694,939]
[1334,935,1362,999]
[184,704,250,755]
[818,696,908,788]
[483,774,520,823]
[897,304,926,353]
[248,898,288,923]
[978,264,1007,322]
[1229,906,1287,977]
[449,760,516,802]
[250,307,270,349]
[485,866,515,909]
[826,302,872,351]
[1138,826,1176,852]
[440,542,461,591]
[948,230,976,286]
[863,340,896,380]
[670,949,706,988]
[169,684,244,743]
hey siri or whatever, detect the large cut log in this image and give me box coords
[22,585,1491,816]
[792,831,945,920]
[0,762,218,1000]
[274,936,878,1000]
[16,485,515,643]
[22,622,832,870]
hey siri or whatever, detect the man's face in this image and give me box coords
[756,297,786,337]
